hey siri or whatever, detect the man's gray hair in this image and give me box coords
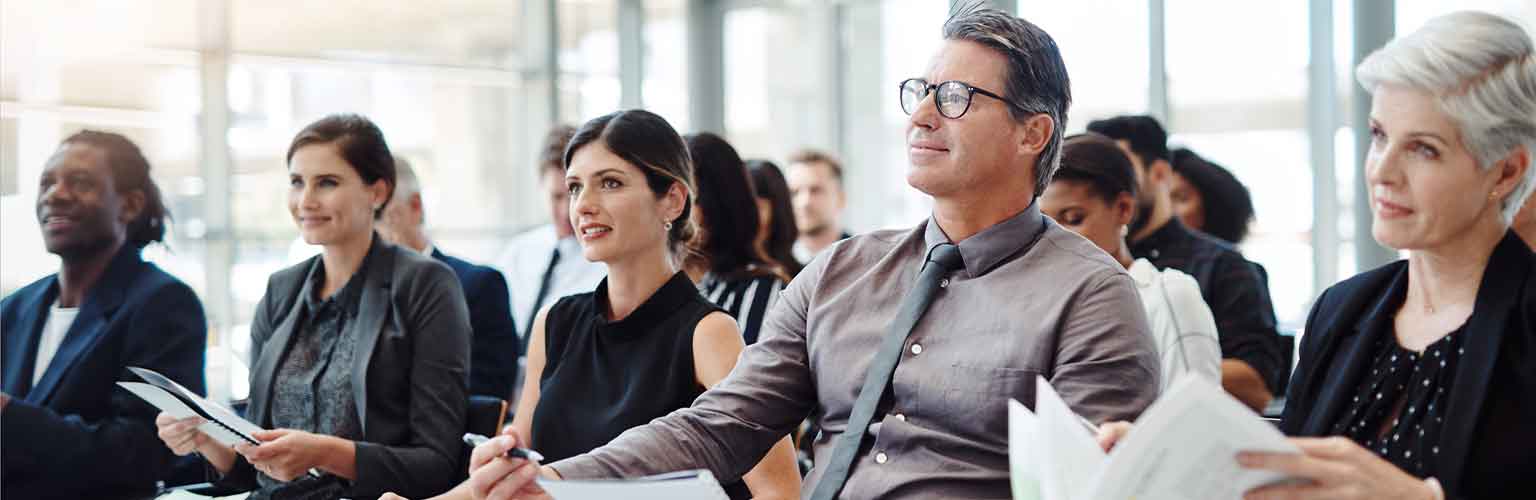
[1357,11,1536,224]
[942,1,1072,197]
[392,155,421,201]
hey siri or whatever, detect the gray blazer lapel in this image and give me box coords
[249,266,315,427]
[351,241,397,433]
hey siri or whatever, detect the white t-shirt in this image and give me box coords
[1128,258,1223,392]
[494,224,607,335]
[33,302,82,384]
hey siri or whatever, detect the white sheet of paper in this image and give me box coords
[1086,377,1301,500]
[1008,399,1044,500]
[1033,376,1105,500]
[535,470,730,500]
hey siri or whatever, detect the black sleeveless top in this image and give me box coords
[532,271,750,499]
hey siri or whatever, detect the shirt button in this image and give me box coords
[939,278,950,288]
[894,413,907,422]
[874,452,889,464]
[910,343,923,355]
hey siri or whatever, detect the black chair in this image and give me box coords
[467,394,510,438]
[458,395,511,481]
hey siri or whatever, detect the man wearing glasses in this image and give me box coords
[458,5,1159,499]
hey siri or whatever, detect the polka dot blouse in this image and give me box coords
[1329,322,1466,478]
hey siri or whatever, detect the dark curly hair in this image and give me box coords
[1170,148,1255,244]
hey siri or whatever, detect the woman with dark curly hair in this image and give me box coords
[1169,148,1255,245]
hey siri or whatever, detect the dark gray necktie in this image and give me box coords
[809,243,964,500]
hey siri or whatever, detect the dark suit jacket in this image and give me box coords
[1282,231,1536,498]
[215,238,471,499]
[1,244,207,499]
[432,248,518,399]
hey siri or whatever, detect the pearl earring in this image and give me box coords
[664,221,674,231]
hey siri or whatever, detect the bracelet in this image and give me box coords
[1424,477,1445,500]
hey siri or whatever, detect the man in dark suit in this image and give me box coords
[378,156,519,399]
[1,131,207,499]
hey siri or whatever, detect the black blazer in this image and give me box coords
[216,238,471,499]
[432,248,519,399]
[1282,231,1536,498]
[1,245,207,499]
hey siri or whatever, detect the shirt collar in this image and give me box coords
[1130,217,1191,258]
[921,200,1046,278]
[1127,258,1158,286]
[301,235,377,316]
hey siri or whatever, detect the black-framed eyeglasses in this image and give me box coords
[899,78,1026,119]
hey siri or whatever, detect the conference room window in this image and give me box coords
[560,0,622,124]
[1020,0,1150,129]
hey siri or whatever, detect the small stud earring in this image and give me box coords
[664,221,674,231]
[1490,191,1500,202]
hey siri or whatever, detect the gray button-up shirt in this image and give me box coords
[550,202,1160,499]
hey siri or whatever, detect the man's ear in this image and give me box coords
[1147,158,1173,189]
[117,189,146,226]
[1018,114,1055,158]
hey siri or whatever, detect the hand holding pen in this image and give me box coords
[465,428,557,500]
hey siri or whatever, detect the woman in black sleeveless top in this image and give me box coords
[414,110,800,500]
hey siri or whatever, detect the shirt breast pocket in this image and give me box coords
[939,364,1037,439]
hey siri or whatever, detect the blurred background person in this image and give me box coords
[408,109,801,500]
[747,159,805,278]
[2,131,207,499]
[155,114,471,499]
[1169,147,1257,245]
[378,156,518,400]
[1042,133,1222,392]
[497,125,607,353]
[1088,114,1284,412]
[685,133,789,345]
[787,150,852,263]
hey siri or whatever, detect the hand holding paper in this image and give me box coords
[1010,376,1304,500]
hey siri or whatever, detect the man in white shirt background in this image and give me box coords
[1040,133,1222,390]
[787,150,854,263]
[495,125,606,350]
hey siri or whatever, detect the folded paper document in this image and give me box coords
[1010,376,1301,499]
[536,470,729,500]
[118,366,265,447]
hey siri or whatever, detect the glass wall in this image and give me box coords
[6,0,1534,403]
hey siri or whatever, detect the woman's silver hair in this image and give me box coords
[1357,11,1536,224]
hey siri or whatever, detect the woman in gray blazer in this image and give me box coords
[155,114,472,499]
